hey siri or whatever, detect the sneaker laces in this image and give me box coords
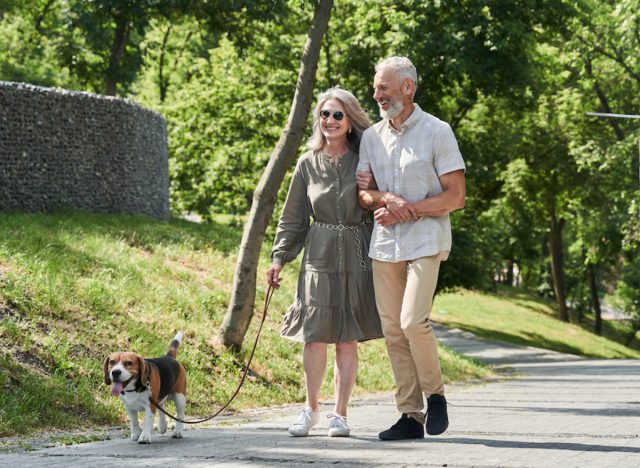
[327,413,347,427]
[293,408,314,426]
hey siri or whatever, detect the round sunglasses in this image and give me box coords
[320,109,345,121]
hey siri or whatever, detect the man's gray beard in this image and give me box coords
[379,100,404,120]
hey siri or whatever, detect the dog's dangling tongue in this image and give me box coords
[111,381,124,396]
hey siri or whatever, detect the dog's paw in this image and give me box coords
[137,433,151,444]
[130,431,142,441]
[171,430,183,439]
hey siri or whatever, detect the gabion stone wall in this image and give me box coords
[0,81,169,219]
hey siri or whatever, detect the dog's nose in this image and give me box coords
[111,369,121,379]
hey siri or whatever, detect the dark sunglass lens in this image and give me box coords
[320,109,345,121]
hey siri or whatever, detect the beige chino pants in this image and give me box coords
[372,255,444,417]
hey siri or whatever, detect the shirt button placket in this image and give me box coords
[394,135,401,261]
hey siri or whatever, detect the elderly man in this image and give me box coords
[357,56,466,441]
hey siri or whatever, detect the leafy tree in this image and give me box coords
[0,0,72,86]
[560,0,640,330]
[162,36,299,216]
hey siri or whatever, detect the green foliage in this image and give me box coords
[162,37,299,217]
[325,0,576,121]
[0,2,71,87]
[438,216,493,292]
[618,254,640,320]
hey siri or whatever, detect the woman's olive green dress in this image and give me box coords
[271,150,383,343]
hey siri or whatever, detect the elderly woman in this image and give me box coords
[267,87,382,438]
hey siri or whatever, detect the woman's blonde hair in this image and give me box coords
[307,86,371,152]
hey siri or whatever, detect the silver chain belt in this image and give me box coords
[313,218,371,270]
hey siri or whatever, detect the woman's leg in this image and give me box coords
[304,342,328,411]
[333,340,358,416]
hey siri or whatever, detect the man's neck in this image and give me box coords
[389,102,416,130]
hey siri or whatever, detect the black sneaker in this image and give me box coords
[426,394,449,435]
[378,414,425,440]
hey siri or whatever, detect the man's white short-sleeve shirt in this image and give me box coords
[358,104,466,262]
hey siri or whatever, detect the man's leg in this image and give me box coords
[373,259,425,440]
[401,254,444,396]
[402,254,448,435]
[372,259,424,414]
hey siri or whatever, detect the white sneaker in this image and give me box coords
[288,407,319,436]
[327,413,350,437]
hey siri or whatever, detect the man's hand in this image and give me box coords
[266,263,283,288]
[374,207,401,227]
[382,193,418,222]
[356,171,377,190]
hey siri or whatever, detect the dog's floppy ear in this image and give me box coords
[103,356,112,385]
[138,355,150,387]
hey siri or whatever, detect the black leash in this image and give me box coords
[149,285,275,424]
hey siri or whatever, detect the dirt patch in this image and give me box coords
[0,426,128,453]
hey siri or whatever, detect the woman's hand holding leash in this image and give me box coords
[267,263,283,288]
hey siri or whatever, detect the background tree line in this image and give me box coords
[1,0,639,341]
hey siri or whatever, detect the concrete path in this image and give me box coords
[2,324,639,467]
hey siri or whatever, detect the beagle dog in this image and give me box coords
[104,332,187,443]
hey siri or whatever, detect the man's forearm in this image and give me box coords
[412,189,465,217]
[413,194,463,217]
[413,170,466,217]
[358,189,385,211]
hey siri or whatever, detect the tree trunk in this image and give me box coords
[588,262,602,335]
[549,210,569,321]
[215,0,334,351]
[158,25,172,103]
[105,16,131,96]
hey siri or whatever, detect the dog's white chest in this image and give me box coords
[120,390,150,412]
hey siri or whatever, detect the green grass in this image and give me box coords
[432,287,640,359]
[0,212,489,437]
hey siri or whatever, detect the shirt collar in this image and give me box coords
[385,103,422,134]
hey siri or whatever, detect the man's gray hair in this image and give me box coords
[375,56,418,84]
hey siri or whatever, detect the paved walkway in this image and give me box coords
[2,324,639,467]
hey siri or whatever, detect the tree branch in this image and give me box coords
[584,57,625,141]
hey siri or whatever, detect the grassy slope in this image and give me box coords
[0,213,488,437]
[432,287,640,359]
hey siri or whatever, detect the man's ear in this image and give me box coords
[403,79,415,97]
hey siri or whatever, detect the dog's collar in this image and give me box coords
[118,377,136,395]
[120,377,149,394]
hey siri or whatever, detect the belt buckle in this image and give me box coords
[336,224,345,231]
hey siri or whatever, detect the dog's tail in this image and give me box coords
[167,331,183,358]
